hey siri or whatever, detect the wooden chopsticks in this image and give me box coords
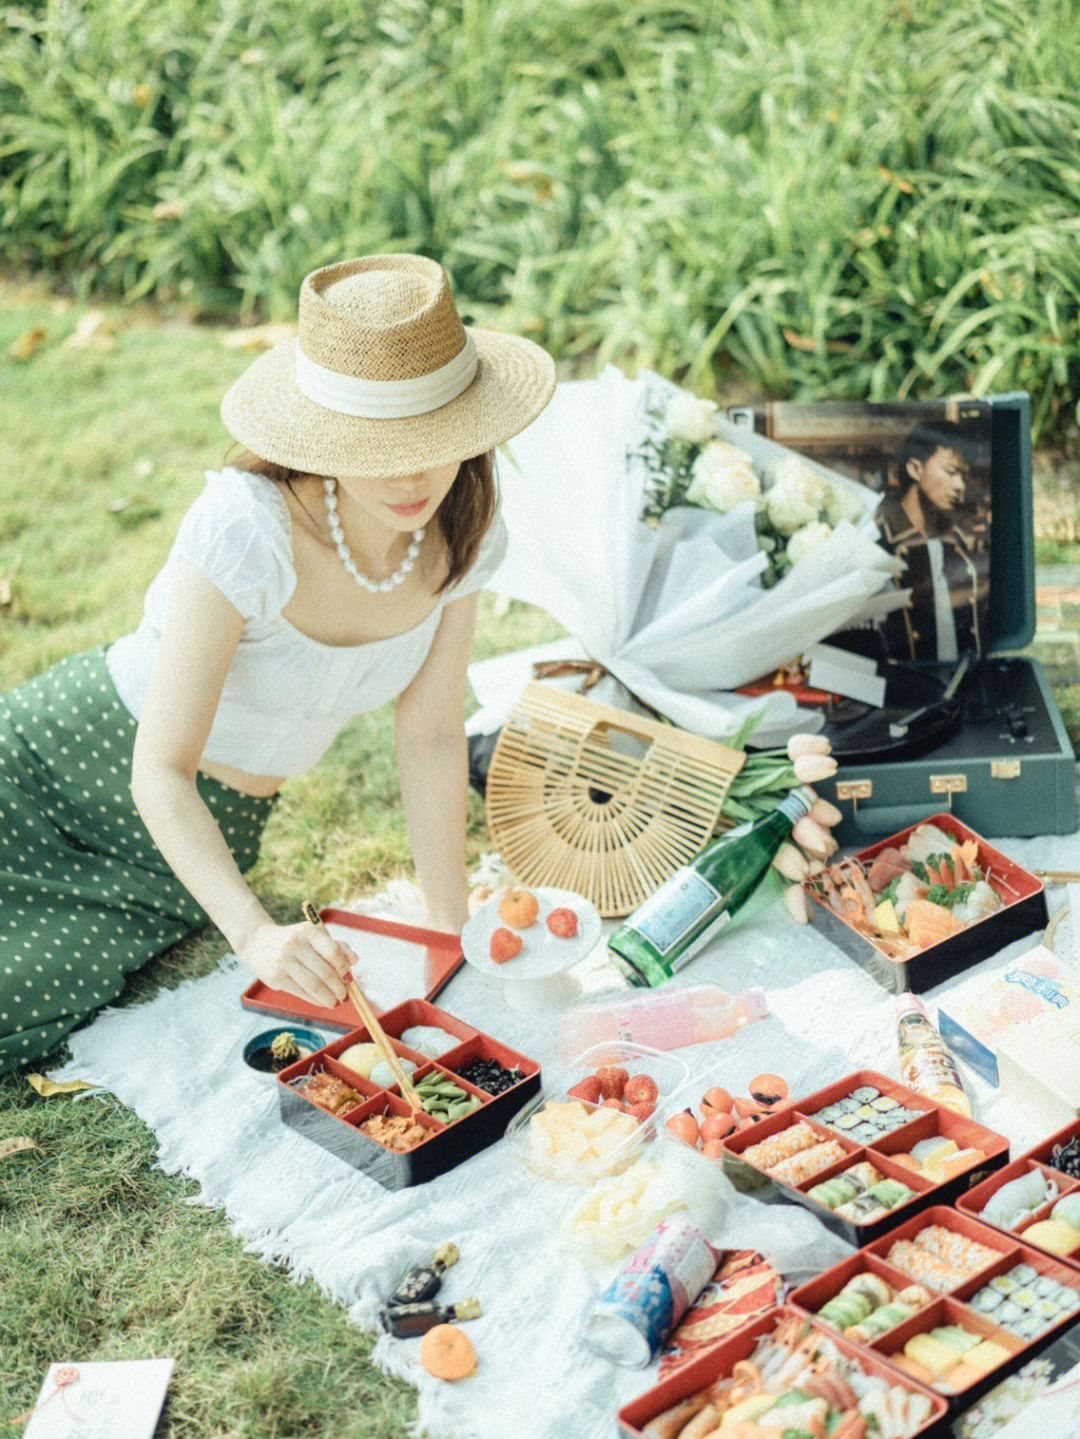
[302,901,423,1111]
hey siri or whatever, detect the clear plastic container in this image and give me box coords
[558,1141,726,1264]
[503,1041,690,1186]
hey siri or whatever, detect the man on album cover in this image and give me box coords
[875,419,990,664]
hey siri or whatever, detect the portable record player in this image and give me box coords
[730,393,1077,845]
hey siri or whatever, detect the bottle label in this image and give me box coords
[613,992,696,1050]
[628,870,722,958]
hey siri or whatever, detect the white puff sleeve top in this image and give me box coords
[106,468,506,776]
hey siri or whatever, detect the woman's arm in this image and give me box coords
[131,558,352,1006]
[394,591,481,933]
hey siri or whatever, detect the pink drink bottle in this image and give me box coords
[556,983,768,1063]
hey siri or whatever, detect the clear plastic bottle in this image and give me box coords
[556,983,768,1063]
[608,786,817,987]
[895,992,972,1117]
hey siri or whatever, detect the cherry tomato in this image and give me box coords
[699,1086,734,1118]
[699,1112,738,1143]
[664,1109,700,1147]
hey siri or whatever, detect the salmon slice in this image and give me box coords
[904,898,966,948]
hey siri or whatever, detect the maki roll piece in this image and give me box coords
[743,1121,817,1170]
[854,1103,879,1121]
[836,1192,889,1224]
[831,1112,862,1133]
[859,1301,919,1338]
[819,1291,873,1330]
[981,1169,1056,1230]
[896,1284,935,1308]
[969,1286,1002,1315]
[768,1139,847,1186]
[842,1272,894,1310]
[885,1240,964,1291]
[994,1299,1024,1330]
[1010,1286,1038,1309]
[846,1160,885,1190]
[850,1086,881,1103]
[1011,1263,1039,1286]
[848,1124,881,1145]
[865,1178,916,1211]
[807,1173,861,1210]
[871,1094,900,1113]
[915,1225,999,1275]
[811,1103,842,1126]
[1034,1297,1063,1321]
[989,1270,1020,1295]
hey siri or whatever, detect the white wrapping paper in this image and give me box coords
[471,368,904,747]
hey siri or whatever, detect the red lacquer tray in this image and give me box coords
[241,908,464,1029]
[957,1115,1080,1268]
[720,1068,1008,1244]
[791,1205,1080,1409]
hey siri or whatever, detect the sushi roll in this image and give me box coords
[849,1124,881,1145]
[769,1138,847,1186]
[850,1086,881,1103]
[854,1103,879,1121]
[981,1169,1057,1229]
[866,1178,917,1210]
[915,1225,999,1274]
[743,1121,817,1170]
[1035,1296,1063,1320]
[836,1192,889,1223]
[1010,1286,1037,1308]
[896,1284,934,1308]
[871,1094,900,1113]
[842,1272,894,1309]
[1014,1313,1048,1340]
[1011,1263,1039,1285]
[819,1291,873,1330]
[846,1160,885,1189]
[808,1173,863,1210]
[885,1240,966,1290]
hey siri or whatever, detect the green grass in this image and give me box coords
[4,0,1080,441]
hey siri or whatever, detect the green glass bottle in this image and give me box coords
[608,786,817,987]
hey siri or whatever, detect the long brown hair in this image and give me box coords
[228,449,496,593]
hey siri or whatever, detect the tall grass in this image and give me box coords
[3,0,1080,438]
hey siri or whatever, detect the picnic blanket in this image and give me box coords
[51,834,1080,1439]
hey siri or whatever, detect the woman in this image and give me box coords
[0,254,555,1072]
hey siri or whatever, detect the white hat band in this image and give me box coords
[296,334,479,419]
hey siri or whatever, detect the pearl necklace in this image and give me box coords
[323,479,424,594]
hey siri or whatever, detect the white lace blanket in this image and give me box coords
[52,836,1080,1439]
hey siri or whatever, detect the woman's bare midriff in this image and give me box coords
[199,757,285,798]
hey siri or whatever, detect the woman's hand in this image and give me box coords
[238,919,354,1009]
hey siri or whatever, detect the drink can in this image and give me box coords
[580,1217,720,1367]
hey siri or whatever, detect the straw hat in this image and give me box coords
[221,254,556,477]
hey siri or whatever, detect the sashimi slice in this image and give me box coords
[904,899,966,948]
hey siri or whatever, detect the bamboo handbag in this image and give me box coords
[484,683,746,918]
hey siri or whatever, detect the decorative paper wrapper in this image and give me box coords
[656,1249,782,1379]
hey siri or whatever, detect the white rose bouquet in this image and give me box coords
[638,393,868,587]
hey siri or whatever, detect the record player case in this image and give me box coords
[731,392,1077,845]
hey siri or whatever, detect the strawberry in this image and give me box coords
[489,927,523,964]
[625,1100,656,1123]
[601,1097,625,1110]
[567,1075,603,1104]
[546,906,578,938]
[596,1065,629,1100]
[622,1074,659,1108]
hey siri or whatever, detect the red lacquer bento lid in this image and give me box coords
[241,908,464,1030]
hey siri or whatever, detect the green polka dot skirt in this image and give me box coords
[0,647,276,1073]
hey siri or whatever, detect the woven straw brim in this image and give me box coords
[221,328,555,477]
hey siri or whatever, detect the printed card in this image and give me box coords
[20,1359,174,1439]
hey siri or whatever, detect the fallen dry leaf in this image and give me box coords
[8,327,47,362]
[221,321,296,352]
[26,1074,96,1097]
[0,1136,41,1161]
[66,310,116,350]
